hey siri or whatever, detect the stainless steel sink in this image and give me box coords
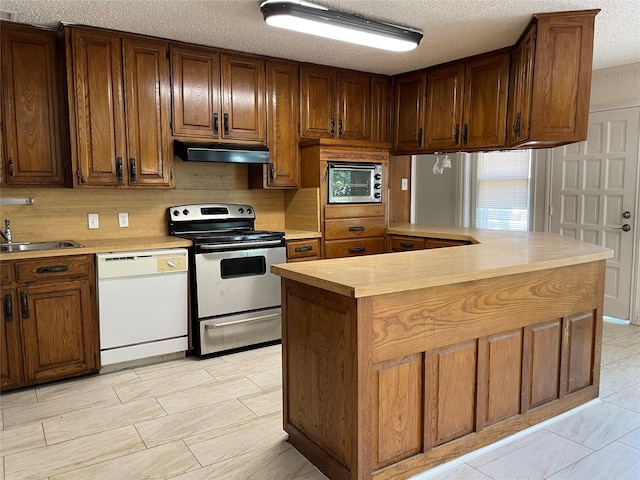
[0,240,84,253]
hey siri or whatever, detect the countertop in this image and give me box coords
[283,229,322,240]
[271,223,613,298]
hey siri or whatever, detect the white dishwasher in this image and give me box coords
[96,249,189,366]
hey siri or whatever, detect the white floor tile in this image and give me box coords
[546,441,640,480]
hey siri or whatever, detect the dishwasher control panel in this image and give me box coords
[157,256,187,272]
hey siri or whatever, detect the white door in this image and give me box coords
[550,108,640,321]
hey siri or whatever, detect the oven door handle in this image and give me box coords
[199,240,283,250]
[205,312,280,328]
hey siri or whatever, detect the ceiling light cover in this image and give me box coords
[260,0,423,52]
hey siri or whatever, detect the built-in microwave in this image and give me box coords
[327,162,383,204]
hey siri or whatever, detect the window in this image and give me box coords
[475,150,531,231]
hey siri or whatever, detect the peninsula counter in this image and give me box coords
[271,226,612,480]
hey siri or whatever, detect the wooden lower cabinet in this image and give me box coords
[388,234,472,252]
[286,238,321,262]
[0,255,100,391]
[281,260,604,479]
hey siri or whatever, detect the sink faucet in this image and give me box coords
[1,219,12,244]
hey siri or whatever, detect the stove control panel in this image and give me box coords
[168,203,256,222]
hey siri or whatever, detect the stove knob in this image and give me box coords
[238,207,244,214]
[247,208,253,214]
[182,209,189,216]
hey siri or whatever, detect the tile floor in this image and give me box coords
[1,321,639,480]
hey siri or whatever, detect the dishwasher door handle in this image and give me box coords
[204,313,280,329]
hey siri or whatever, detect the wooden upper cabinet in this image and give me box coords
[220,53,266,142]
[171,45,220,139]
[66,27,173,187]
[425,63,465,151]
[508,10,599,148]
[424,53,509,152]
[300,65,372,141]
[249,59,300,189]
[463,53,509,150]
[1,22,67,186]
[371,75,391,143]
[392,71,426,153]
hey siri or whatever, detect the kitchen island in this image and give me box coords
[271,225,612,480]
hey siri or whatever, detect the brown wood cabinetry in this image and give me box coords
[370,76,392,143]
[388,234,472,252]
[324,205,387,258]
[286,238,320,262]
[66,27,173,187]
[249,60,299,188]
[171,47,266,143]
[427,237,472,248]
[1,22,68,186]
[424,52,510,152]
[392,71,426,153]
[300,65,372,141]
[507,10,598,148]
[0,255,100,391]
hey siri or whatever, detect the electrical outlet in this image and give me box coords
[88,213,99,229]
[118,212,129,228]
[401,178,409,191]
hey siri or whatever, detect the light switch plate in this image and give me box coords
[401,178,409,191]
[118,212,129,228]
[88,213,99,229]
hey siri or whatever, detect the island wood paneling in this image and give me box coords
[567,312,596,393]
[523,319,562,409]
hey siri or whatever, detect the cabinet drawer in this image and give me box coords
[1,262,14,285]
[287,239,321,261]
[324,237,386,259]
[15,255,91,283]
[390,235,425,252]
[426,238,472,249]
[325,217,387,241]
[325,203,386,219]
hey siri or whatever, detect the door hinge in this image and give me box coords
[549,205,553,216]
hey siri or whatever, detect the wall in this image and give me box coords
[413,154,460,226]
[0,161,285,242]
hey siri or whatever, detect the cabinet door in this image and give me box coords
[338,70,370,140]
[300,65,337,139]
[1,287,24,390]
[68,28,126,186]
[122,36,173,187]
[507,24,536,146]
[20,280,98,384]
[392,71,426,152]
[171,45,220,139]
[462,53,509,150]
[265,60,300,188]
[425,63,465,151]
[371,76,391,143]
[220,53,266,142]
[1,23,66,186]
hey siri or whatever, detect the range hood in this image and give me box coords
[174,140,270,164]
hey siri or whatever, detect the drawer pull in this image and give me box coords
[20,290,29,319]
[5,294,13,322]
[36,265,69,274]
[348,226,365,232]
[400,242,414,248]
[294,246,313,253]
[349,246,365,253]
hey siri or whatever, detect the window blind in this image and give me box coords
[475,150,531,231]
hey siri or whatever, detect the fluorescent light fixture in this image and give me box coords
[260,0,423,52]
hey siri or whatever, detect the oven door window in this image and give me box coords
[332,170,372,198]
[220,256,266,278]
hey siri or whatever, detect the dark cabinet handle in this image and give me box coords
[349,246,365,253]
[454,124,460,145]
[418,128,423,146]
[348,226,365,232]
[400,242,414,248]
[4,294,13,322]
[269,164,275,183]
[20,290,29,320]
[36,265,69,274]
[223,113,229,136]
[8,158,14,176]
[330,117,335,137]
[513,112,521,138]
[213,113,219,136]
[462,124,469,145]
[129,158,137,182]
[294,246,313,253]
[116,157,123,183]
[338,119,343,139]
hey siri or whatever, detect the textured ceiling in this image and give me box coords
[2,0,639,75]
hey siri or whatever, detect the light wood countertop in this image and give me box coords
[271,224,613,298]
[0,236,192,260]
[284,229,322,240]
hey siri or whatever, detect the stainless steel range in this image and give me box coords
[168,203,285,356]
